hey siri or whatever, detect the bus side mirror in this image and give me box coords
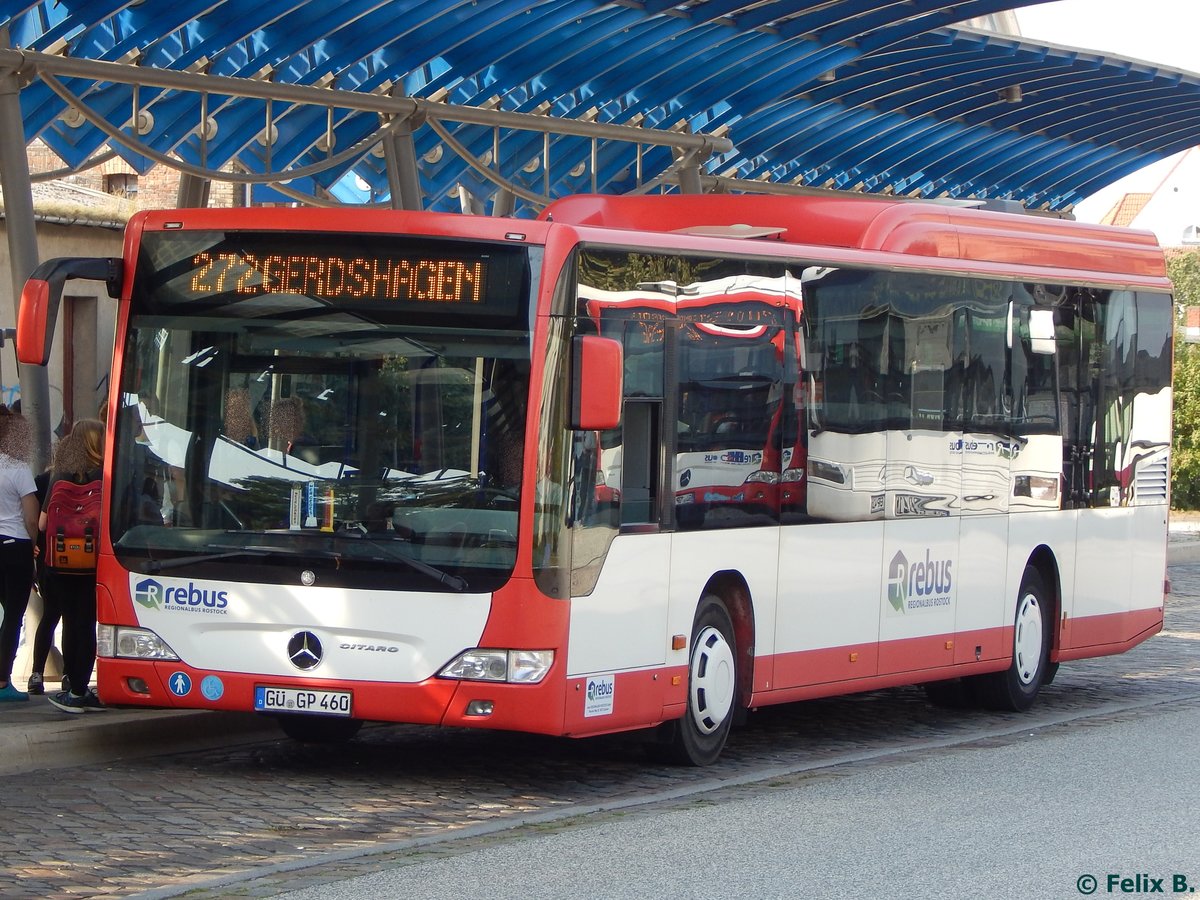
[17,257,122,365]
[571,335,623,431]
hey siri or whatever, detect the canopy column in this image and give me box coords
[0,28,51,471]
[675,146,710,195]
[383,90,423,211]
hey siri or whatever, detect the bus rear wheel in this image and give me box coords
[656,595,738,766]
[276,714,364,744]
[974,566,1051,712]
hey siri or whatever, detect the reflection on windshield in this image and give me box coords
[111,320,529,592]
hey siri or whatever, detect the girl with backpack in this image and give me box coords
[0,405,38,702]
[42,419,106,713]
[25,466,64,695]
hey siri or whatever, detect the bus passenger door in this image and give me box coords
[1062,289,1139,650]
[878,313,960,676]
[566,326,672,689]
[954,306,1014,665]
[879,428,961,675]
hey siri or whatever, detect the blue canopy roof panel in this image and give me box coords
[3,1,1198,214]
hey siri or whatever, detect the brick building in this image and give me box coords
[25,139,244,210]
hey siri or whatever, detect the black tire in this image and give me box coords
[1042,660,1060,686]
[974,565,1052,711]
[655,595,738,766]
[276,714,364,744]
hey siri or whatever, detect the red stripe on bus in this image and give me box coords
[1059,607,1164,659]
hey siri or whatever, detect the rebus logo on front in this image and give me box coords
[134,577,229,612]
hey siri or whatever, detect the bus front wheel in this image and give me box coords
[975,566,1051,712]
[655,595,738,766]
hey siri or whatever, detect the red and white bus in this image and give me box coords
[17,193,1172,765]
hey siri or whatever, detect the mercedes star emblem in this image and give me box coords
[287,631,323,670]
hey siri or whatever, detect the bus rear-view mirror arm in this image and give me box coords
[17,256,123,366]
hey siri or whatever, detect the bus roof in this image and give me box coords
[539,194,1168,281]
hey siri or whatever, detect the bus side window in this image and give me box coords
[620,400,660,526]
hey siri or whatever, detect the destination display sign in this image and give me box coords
[189,251,488,306]
[138,231,529,324]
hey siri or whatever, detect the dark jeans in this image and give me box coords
[0,537,34,682]
[38,570,96,693]
[30,582,63,676]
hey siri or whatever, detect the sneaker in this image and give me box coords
[0,682,30,702]
[27,673,44,695]
[48,688,104,713]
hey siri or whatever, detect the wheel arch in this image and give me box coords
[1026,544,1061,652]
[700,569,755,708]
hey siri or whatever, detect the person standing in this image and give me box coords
[0,405,38,702]
[26,466,64,695]
[43,419,106,713]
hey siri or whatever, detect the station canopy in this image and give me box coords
[3,1,1200,216]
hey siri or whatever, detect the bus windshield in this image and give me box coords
[109,230,533,593]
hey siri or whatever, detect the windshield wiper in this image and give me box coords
[140,546,276,574]
[333,531,468,592]
[135,537,469,592]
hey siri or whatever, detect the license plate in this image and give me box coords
[254,686,352,717]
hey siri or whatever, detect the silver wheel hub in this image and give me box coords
[689,625,735,734]
[1013,592,1044,686]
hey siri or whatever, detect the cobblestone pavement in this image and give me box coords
[3,567,1199,900]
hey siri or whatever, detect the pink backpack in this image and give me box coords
[44,478,102,571]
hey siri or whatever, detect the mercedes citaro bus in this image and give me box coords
[17,193,1171,764]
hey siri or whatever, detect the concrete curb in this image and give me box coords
[1169,539,1200,566]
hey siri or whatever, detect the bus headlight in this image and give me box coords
[439,649,554,684]
[97,624,180,661]
[781,468,806,483]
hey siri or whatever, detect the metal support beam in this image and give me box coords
[458,185,484,216]
[676,147,708,195]
[176,172,211,208]
[0,49,732,156]
[382,86,423,211]
[382,119,423,211]
[382,134,422,210]
[0,30,51,472]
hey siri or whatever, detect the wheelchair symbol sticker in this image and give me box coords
[200,675,224,701]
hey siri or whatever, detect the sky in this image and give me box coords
[1014,0,1200,227]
